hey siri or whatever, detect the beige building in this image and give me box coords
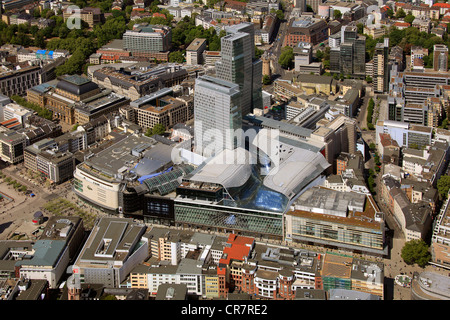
[63,6,103,28]
[186,38,207,65]
[293,74,337,95]
[134,96,193,131]
[391,188,433,241]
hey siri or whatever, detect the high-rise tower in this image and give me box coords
[433,44,448,72]
[330,26,366,78]
[373,38,390,93]
[215,22,262,116]
[193,75,242,157]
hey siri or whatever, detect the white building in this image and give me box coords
[71,217,148,288]
[2,103,33,124]
[193,75,242,157]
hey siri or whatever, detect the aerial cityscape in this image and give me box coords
[0,0,450,305]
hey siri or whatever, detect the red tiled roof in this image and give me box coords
[218,234,254,266]
[433,2,450,7]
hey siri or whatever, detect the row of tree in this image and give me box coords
[11,95,53,120]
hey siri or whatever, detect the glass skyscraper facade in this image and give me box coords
[329,26,366,78]
[215,22,262,116]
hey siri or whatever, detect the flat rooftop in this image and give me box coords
[75,217,147,265]
[79,135,160,180]
[186,38,207,51]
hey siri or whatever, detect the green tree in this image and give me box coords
[255,46,264,59]
[315,49,324,60]
[437,175,450,199]
[395,8,406,19]
[333,9,342,20]
[404,14,415,24]
[152,123,166,135]
[262,74,271,85]
[146,123,166,137]
[275,9,284,21]
[169,51,185,63]
[278,46,294,69]
[401,239,431,268]
[356,23,364,35]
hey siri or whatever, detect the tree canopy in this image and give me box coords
[278,46,294,70]
[145,123,166,137]
[401,239,431,268]
[437,175,450,199]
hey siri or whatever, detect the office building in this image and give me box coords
[373,38,390,93]
[285,187,387,256]
[123,23,171,61]
[193,75,242,157]
[215,22,262,116]
[284,16,328,46]
[1,103,33,125]
[63,6,104,28]
[15,216,85,289]
[0,129,26,164]
[433,44,448,72]
[330,26,366,78]
[24,138,75,184]
[186,38,207,65]
[71,217,148,288]
[131,88,194,131]
[0,65,41,97]
[375,120,432,149]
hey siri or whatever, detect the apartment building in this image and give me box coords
[401,141,449,186]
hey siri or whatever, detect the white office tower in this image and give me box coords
[215,22,262,116]
[194,75,242,158]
